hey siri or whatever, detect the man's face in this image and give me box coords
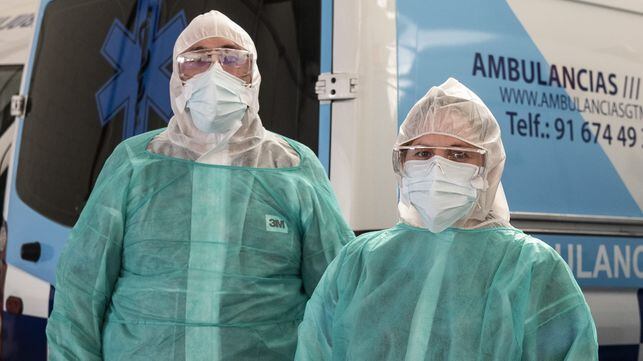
[179,37,253,84]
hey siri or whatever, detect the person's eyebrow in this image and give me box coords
[188,43,242,51]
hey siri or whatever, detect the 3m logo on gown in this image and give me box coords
[266,215,288,233]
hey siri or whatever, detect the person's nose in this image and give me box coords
[433,149,449,159]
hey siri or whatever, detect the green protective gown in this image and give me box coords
[295,223,598,361]
[46,129,354,360]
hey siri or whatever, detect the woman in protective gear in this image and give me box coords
[46,11,354,360]
[295,78,598,361]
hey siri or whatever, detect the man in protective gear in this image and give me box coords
[46,11,354,360]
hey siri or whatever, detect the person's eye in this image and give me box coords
[222,55,240,66]
[415,150,432,159]
[449,151,468,161]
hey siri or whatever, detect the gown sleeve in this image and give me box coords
[299,154,354,297]
[295,248,346,361]
[46,143,133,360]
[521,242,599,361]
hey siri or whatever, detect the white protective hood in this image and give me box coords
[396,78,511,229]
[148,10,298,167]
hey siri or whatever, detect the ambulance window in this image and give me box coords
[15,0,320,227]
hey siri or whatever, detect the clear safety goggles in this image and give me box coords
[392,145,487,175]
[177,48,253,82]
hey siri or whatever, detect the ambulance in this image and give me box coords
[3,0,642,359]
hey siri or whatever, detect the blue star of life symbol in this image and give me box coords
[96,0,186,139]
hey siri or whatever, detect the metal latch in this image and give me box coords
[10,95,27,117]
[315,73,358,103]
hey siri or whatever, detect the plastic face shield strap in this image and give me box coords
[393,146,486,176]
[177,48,253,83]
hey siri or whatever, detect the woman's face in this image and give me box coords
[405,134,485,167]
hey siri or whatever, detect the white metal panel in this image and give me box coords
[330,0,399,231]
[506,0,643,216]
[0,0,38,65]
[3,264,50,318]
[584,288,640,344]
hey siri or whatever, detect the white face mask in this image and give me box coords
[400,156,485,233]
[183,63,250,133]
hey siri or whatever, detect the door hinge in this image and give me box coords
[315,73,358,103]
